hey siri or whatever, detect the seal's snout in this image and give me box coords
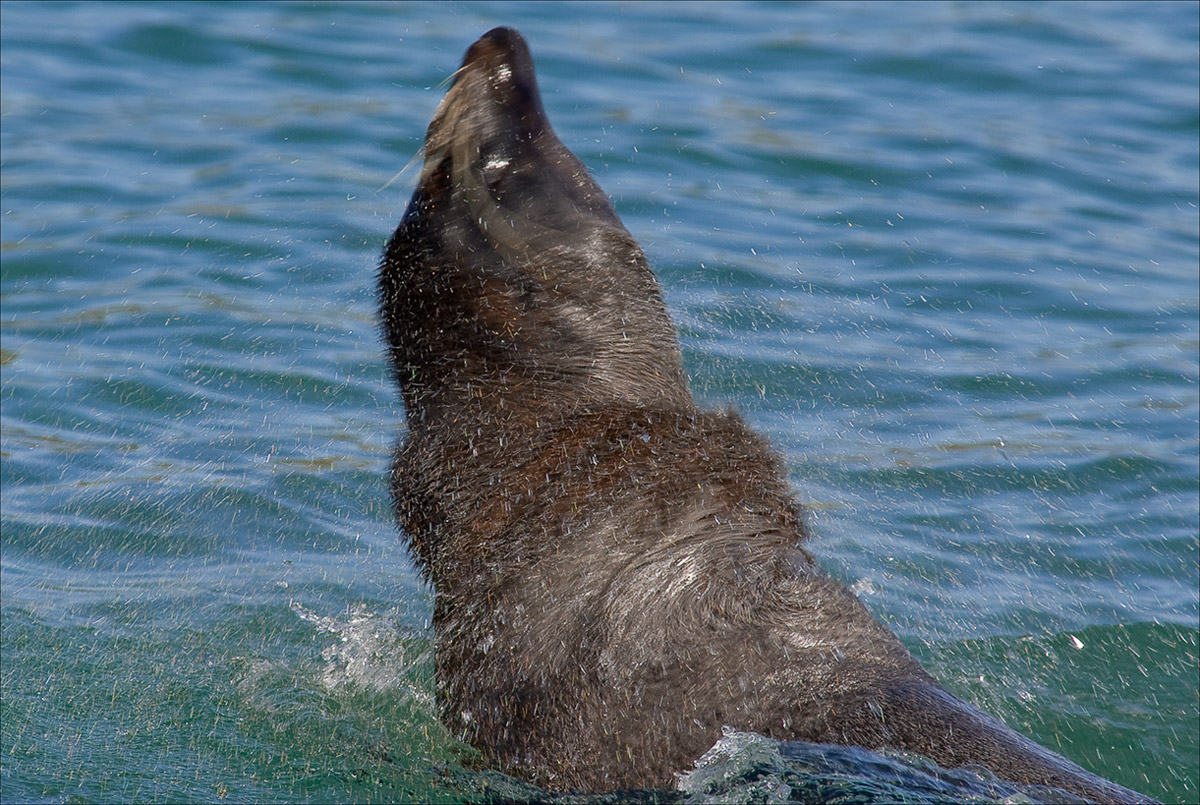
[423,26,547,170]
[417,27,623,242]
[460,26,537,82]
[457,26,544,121]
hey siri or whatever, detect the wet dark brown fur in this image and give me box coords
[378,27,1154,803]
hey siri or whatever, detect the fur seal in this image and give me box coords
[378,26,1155,803]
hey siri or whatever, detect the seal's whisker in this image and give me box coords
[438,64,470,89]
[377,152,423,194]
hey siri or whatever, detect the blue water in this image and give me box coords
[1,2,1196,803]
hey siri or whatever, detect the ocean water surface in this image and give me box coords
[1,2,1197,803]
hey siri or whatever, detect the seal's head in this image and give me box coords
[421,27,616,231]
[380,27,692,425]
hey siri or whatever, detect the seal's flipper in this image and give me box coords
[867,681,1158,804]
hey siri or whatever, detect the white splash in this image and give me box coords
[292,602,431,699]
